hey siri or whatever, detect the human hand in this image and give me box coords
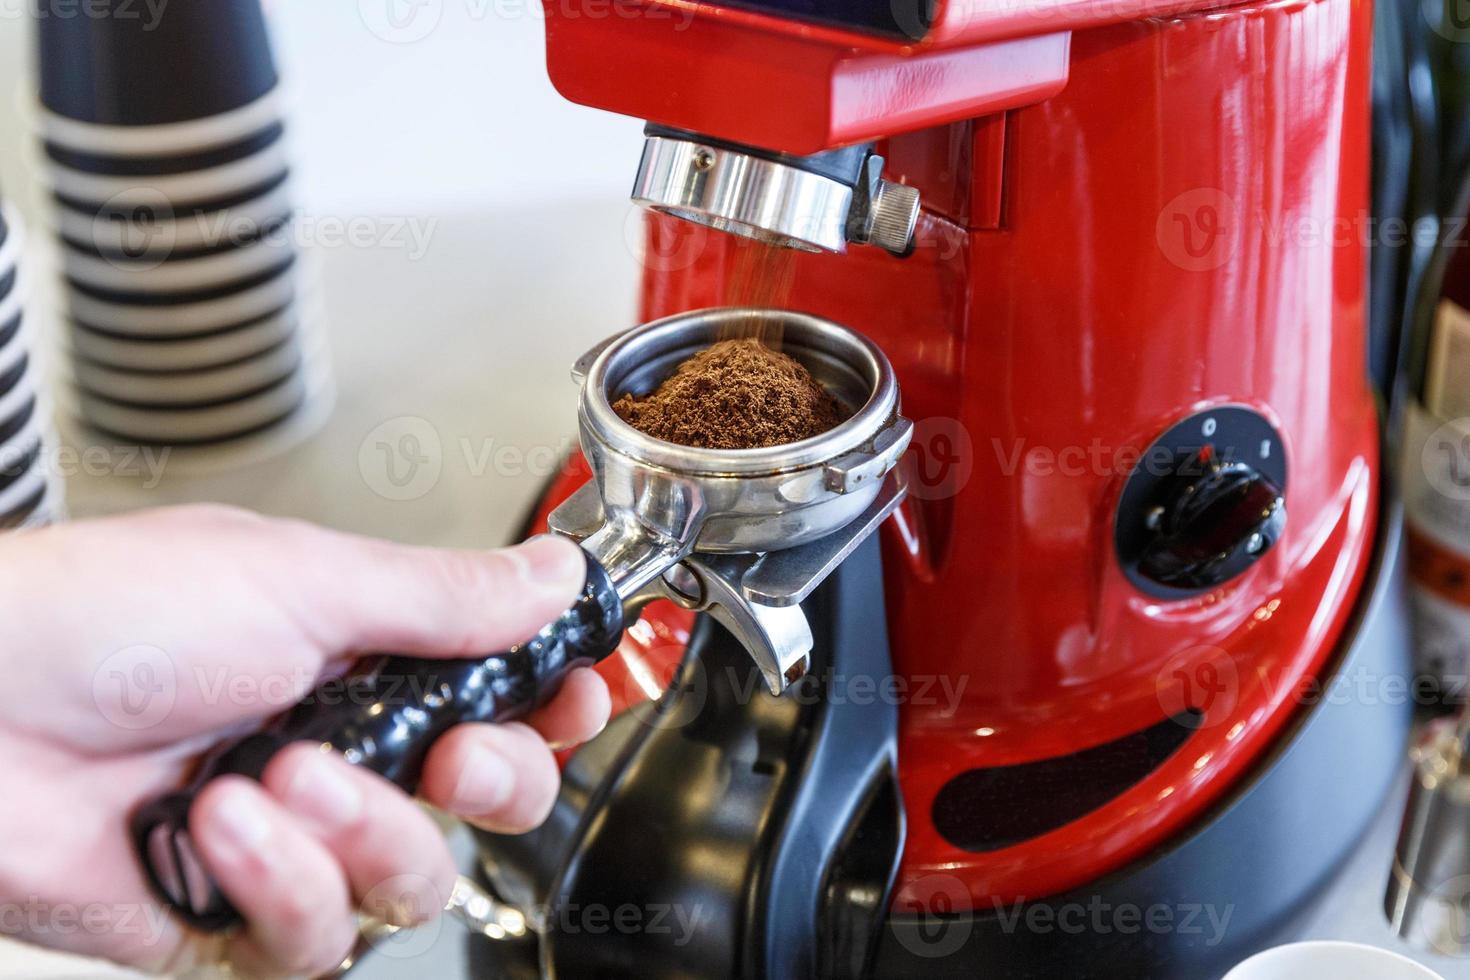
[0,505,611,977]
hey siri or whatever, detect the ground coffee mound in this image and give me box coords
[612,339,847,449]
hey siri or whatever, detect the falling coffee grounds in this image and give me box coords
[613,339,847,449]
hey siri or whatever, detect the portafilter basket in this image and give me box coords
[555,307,912,693]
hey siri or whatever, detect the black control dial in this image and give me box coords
[1116,407,1287,598]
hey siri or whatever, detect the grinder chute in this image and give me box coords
[632,125,921,256]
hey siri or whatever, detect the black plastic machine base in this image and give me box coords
[875,510,1412,979]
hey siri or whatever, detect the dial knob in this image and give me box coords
[1136,452,1285,590]
[1115,407,1288,598]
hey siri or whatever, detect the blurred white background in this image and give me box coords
[0,0,645,222]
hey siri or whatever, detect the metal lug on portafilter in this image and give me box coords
[547,481,813,693]
[1386,714,1470,954]
[548,472,907,695]
[630,129,921,256]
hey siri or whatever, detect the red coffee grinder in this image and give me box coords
[477,1,1411,976]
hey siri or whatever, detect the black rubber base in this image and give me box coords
[874,509,1412,979]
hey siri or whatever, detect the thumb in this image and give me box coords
[294,528,592,659]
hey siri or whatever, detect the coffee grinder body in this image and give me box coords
[489,1,1411,975]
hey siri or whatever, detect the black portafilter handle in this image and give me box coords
[131,550,623,933]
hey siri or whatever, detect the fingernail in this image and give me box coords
[284,749,363,832]
[449,744,516,817]
[210,786,273,862]
[512,536,586,596]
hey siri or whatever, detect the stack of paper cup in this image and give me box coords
[34,0,331,458]
[0,204,64,529]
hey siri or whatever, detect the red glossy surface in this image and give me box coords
[544,5,1071,154]
[622,0,1379,908]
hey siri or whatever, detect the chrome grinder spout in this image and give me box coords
[630,125,921,256]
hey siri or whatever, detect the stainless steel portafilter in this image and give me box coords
[558,307,912,693]
[129,307,911,941]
